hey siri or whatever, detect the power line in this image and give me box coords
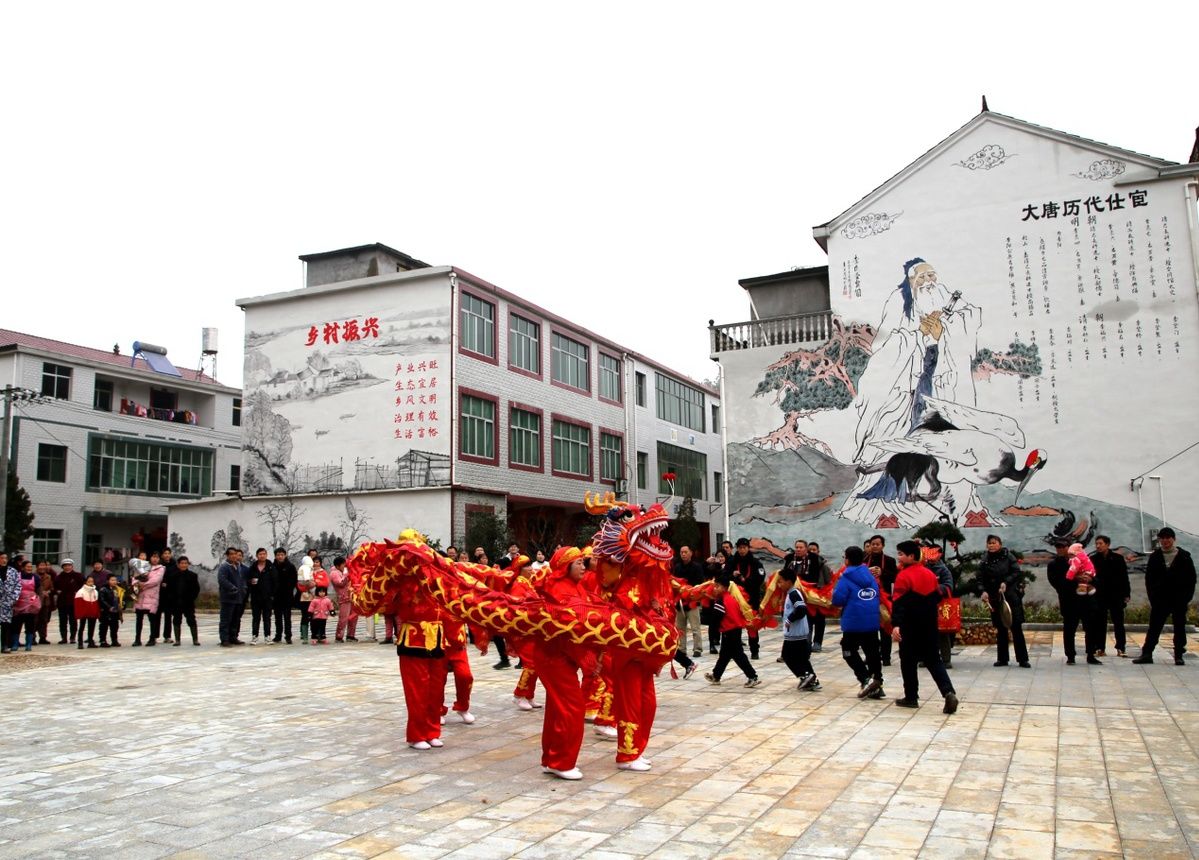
[1130,440,1199,483]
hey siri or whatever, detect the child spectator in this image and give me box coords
[778,568,820,691]
[308,587,334,644]
[98,573,122,646]
[704,574,761,688]
[329,556,359,642]
[75,574,101,649]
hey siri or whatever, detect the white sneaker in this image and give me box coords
[250,637,258,645]
[458,711,476,724]
[594,725,618,739]
[428,738,444,748]
[617,757,652,772]
[546,767,583,780]
[515,697,534,711]
[439,715,446,725]
[409,741,432,750]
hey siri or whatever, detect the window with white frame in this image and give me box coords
[552,419,591,475]
[460,293,496,358]
[599,353,622,402]
[509,407,541,468]
[460,395,496,460]
[551,332,590,391]
[509,314,540,374]
[600,432,623,481]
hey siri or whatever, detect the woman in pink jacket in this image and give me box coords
[329,556,359,642]
[133,552,166,646]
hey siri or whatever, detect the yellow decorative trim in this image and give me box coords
[617,720,640,756]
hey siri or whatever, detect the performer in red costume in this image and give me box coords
[394,573,449,750]
[580,548,618,739]
[536,546,600,780]
[439,609,476,725]
[503,557,544,711]
[588,500,676,773]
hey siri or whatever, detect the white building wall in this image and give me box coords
[167,487,452,592]
[238,267,453,496]
[6,348,241,562]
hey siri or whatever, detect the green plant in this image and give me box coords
[465,511,512,563]
[574,515,604,549]
[670,496,700,554]
[4,470,35,552]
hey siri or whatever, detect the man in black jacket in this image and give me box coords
[172,556,201,646]
[1091,535,1130,657]
[247,547,276,644]
[724,538,764,659]
[159,549,180,644]
[1046,540,1100,664]
[54,559,84,644]
[1134,528,1197,666]
[673,545,707,657]
[977,535,1030,668]
[1047,541,1079,664]
[865,535,899,666]
[217,548,247,646]
[272,548,298,644]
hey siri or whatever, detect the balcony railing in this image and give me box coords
[709,310,834,354]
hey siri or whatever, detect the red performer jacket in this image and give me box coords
[393,575,444,657]
[541,573,599,675]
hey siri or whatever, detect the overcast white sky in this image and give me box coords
[2,2,1194,389]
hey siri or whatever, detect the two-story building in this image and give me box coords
[166,244,724,568]
[0,329,242,565]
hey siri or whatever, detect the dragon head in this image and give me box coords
[585,491,673,564]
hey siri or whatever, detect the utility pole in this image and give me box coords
[0,386,40,548]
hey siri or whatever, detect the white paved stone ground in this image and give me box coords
[2,617,1197,859]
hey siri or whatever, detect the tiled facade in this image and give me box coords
[449,268,725,552]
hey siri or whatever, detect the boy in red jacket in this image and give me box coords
[704,575,761,688]
[890,540,957,714]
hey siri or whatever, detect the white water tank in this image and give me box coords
[202,328,218,355]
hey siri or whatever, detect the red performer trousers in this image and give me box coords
[441,646,474,714]
[609,651,657,763]
[399,654,448,744]
[536,644,586,772]
[583,667,616,727]
[513,660,539,701]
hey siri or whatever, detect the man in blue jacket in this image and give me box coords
[216,547,247,647]
[832,545,885,699]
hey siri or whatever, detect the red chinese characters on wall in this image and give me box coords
[305,316,381,346]
[392,359,441,441]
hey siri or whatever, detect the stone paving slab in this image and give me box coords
[1,618,1198,858]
